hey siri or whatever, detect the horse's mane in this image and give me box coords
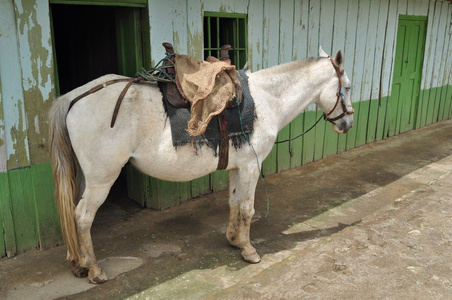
[254,56,325,76]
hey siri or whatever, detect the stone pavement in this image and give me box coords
[1,120,451,299]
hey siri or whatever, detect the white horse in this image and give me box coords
[49,48,354,283]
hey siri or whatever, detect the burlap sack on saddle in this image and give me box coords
[174,54,239,137]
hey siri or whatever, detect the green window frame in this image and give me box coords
[203,12,248,69]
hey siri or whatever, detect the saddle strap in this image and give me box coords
[217,111,229,170]
[110,77,142,128]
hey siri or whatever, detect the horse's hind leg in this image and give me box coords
[226,166,261,263]
[75,183,113,283]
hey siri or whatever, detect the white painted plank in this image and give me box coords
[148,0,174,64]
[293,0,309,60]
[248,0,264,71]
[279,0,295,64]
[171,0,189,55]
[380,0,399,97]
[444,4,452,86]
[306,0,320,110]
[307,0,320,57]
[430,1,446,88]
[420,0,437,90]
[398,0,408,16]
[350,0,370,103]
[332,0,348,56]
[186,0,203,58]
[203,0,248,14]
[410,0,429,16]
[370,0,390,100]
[319,0,334,55]
[262,0,280,68]
[343,0,359,91]
[0,0,30,168]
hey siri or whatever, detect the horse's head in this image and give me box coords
[317,47,354,134]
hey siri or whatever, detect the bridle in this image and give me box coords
[323,56,354,124]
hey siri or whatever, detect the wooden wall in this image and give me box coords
[0,0,451,257]
[137,0,452,210]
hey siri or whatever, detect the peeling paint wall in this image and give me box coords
[14,0,54,165]
[0,0,58,258]
[0,0,30,171]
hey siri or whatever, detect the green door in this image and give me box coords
[390,16,427,134]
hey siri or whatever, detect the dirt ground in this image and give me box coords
[1,120,452,299]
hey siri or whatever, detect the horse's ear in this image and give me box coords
[319,46,328,57]
[334,50,344,68]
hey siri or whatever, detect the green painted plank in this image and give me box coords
[444,85,452,120]
[211,170,228,192]
[376,96,389,140]
[262,144,277,176]
[354,100,370,147]
[425,88,438,125]
[191,175,211,198]
[178,181,192,205]
[366,98,379,142]
[126,164,147,207]
[8,167,39,253]
[0,171,16,257]
[150,179,180,210]
[31,162,62,249]
[322,122,338,158]
[302,110,317,164]
[438,86,448,122]
[277,123,291,172]
[289,114,304,168]
[432,86,443,123]
[313,110,326,161]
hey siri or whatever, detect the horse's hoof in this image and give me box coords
[242,249,261,264]
[70,261,89,278]
[88,266,109,284]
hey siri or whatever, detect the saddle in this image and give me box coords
[161,43,242,109]
[158,43,245,169]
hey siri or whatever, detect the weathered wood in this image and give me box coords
[31,162,62,249]
[0,171,16,257]
[8,167,39,253]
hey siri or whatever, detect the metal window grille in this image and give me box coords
[203,12,248,69]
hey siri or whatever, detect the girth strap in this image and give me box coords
[216,111,229,170]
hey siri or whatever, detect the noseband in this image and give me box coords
[324,56,354,124]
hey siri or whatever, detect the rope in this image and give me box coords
[274,114,323,144]
[136,52,176,83]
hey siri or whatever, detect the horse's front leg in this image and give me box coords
[74,185,111,283]
[227,166,261,263]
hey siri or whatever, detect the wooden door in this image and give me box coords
[390,16,427,134]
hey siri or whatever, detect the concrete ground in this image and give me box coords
[1,120,452,300]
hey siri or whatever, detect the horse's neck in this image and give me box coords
[249,58,330,131]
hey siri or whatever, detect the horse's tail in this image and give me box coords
[48,98,81,263]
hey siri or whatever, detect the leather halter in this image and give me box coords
[324,56,354,124]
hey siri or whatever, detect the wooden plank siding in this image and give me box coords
[1,0,452,258]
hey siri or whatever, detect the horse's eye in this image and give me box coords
[345,87,351,92]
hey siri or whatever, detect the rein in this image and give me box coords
[275,56,354,144]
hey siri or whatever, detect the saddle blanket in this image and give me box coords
[160,69,255,154]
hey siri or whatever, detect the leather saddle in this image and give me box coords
[161,43,242,109]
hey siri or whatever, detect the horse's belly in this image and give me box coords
[130,144,221,182]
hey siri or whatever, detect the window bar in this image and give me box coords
[207,17,211,57]
[216,17,220,59]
